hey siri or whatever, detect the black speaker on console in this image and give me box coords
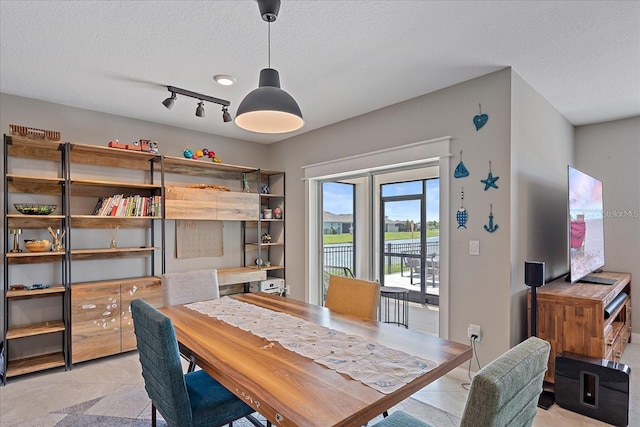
[525,261,545,287]
[525,261,545,336]
[555,353,630,426]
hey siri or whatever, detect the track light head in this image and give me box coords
[162,92,177,109]
[222,106,232,123]
[196,101,205,117]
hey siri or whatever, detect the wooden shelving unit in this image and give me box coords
[3,134,68,384]
[3,134,284,383]
[244,170,286,293]
[66,141,163,365]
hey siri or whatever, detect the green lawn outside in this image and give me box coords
[323,230,439,245]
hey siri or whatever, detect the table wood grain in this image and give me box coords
[160,292,472,427]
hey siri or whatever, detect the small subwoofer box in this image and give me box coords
[555,352,631,426]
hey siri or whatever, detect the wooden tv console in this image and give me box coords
[529,271,631,384]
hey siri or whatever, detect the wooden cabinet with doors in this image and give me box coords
[530,271,631,384]
[71,277,161,363]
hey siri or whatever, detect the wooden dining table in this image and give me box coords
[159,292,472,427]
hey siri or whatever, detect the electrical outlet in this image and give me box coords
[467,324,481,341]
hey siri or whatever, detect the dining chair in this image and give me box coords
[162,269,220,372]
[324,275,380,321]
[161,268,220,306]
[371,336,551,427]
[131,298,265,427]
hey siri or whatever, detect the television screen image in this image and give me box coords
[568,166,605,283]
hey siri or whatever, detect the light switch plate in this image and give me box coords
[469,240,480,255]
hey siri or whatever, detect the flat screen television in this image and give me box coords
[567,166,612,284]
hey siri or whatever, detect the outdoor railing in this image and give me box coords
[323,240,439,274]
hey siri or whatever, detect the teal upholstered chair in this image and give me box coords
[371,336,551,427]
[131,299,259,427]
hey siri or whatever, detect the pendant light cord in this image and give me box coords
[268,20,271,68]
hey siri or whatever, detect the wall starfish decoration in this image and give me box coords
[481,160,499,191]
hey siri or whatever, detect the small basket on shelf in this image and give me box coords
[14,204,57,215]
[23,240,52,252]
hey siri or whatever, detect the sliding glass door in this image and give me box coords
[321,181,356,303]
[380,179,439,305]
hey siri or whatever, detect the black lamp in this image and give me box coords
[235,0,304,134]
[525,261,555,409]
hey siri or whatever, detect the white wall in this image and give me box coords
[510,73,574,343]
[575,116,640,331]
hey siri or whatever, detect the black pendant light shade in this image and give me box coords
[235,68,303,133]
[235,0,303,134]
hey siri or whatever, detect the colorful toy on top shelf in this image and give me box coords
[183,146,219,161]
[108,139,158,153]
[183,145,194,158]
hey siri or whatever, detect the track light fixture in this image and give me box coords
[235,0,304,134]
[196,101,205,117]
[162,92,176,109]
[161,86,231,123]
[222,106,232,122]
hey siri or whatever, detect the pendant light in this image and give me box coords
[235,0,303,134]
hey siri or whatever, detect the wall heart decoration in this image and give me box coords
[473,114,488,131]
[473,103,489,131]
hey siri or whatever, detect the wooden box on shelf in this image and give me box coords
[164,185,259,220]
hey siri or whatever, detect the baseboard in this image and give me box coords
[631,332,639,344]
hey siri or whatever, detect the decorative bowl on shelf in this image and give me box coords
[14,203,57,215]
[24,239,52,252]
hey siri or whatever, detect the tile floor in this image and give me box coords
[1,306,637,426]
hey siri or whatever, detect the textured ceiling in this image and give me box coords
[1,1,638,144]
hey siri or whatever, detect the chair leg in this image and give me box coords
[383,410,388,417]
[187,355,196,373]
[151,403,157,427]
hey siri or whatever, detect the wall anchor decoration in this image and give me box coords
[484,203,499,233]
[481,160,499,191]
[473,103,489,131]
[456,187,468,229]
[454,150,470,178]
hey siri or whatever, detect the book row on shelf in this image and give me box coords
[92,194,161,217]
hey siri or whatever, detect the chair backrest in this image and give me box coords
[131,299,193,427]
[459,336,551,427]
[324,275,380,320]
[162,268,220,306]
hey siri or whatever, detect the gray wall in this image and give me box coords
[575,116,640,331]
[510,72,574,343]
[271,69,516,363]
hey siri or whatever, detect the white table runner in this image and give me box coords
[185,297,438,394]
